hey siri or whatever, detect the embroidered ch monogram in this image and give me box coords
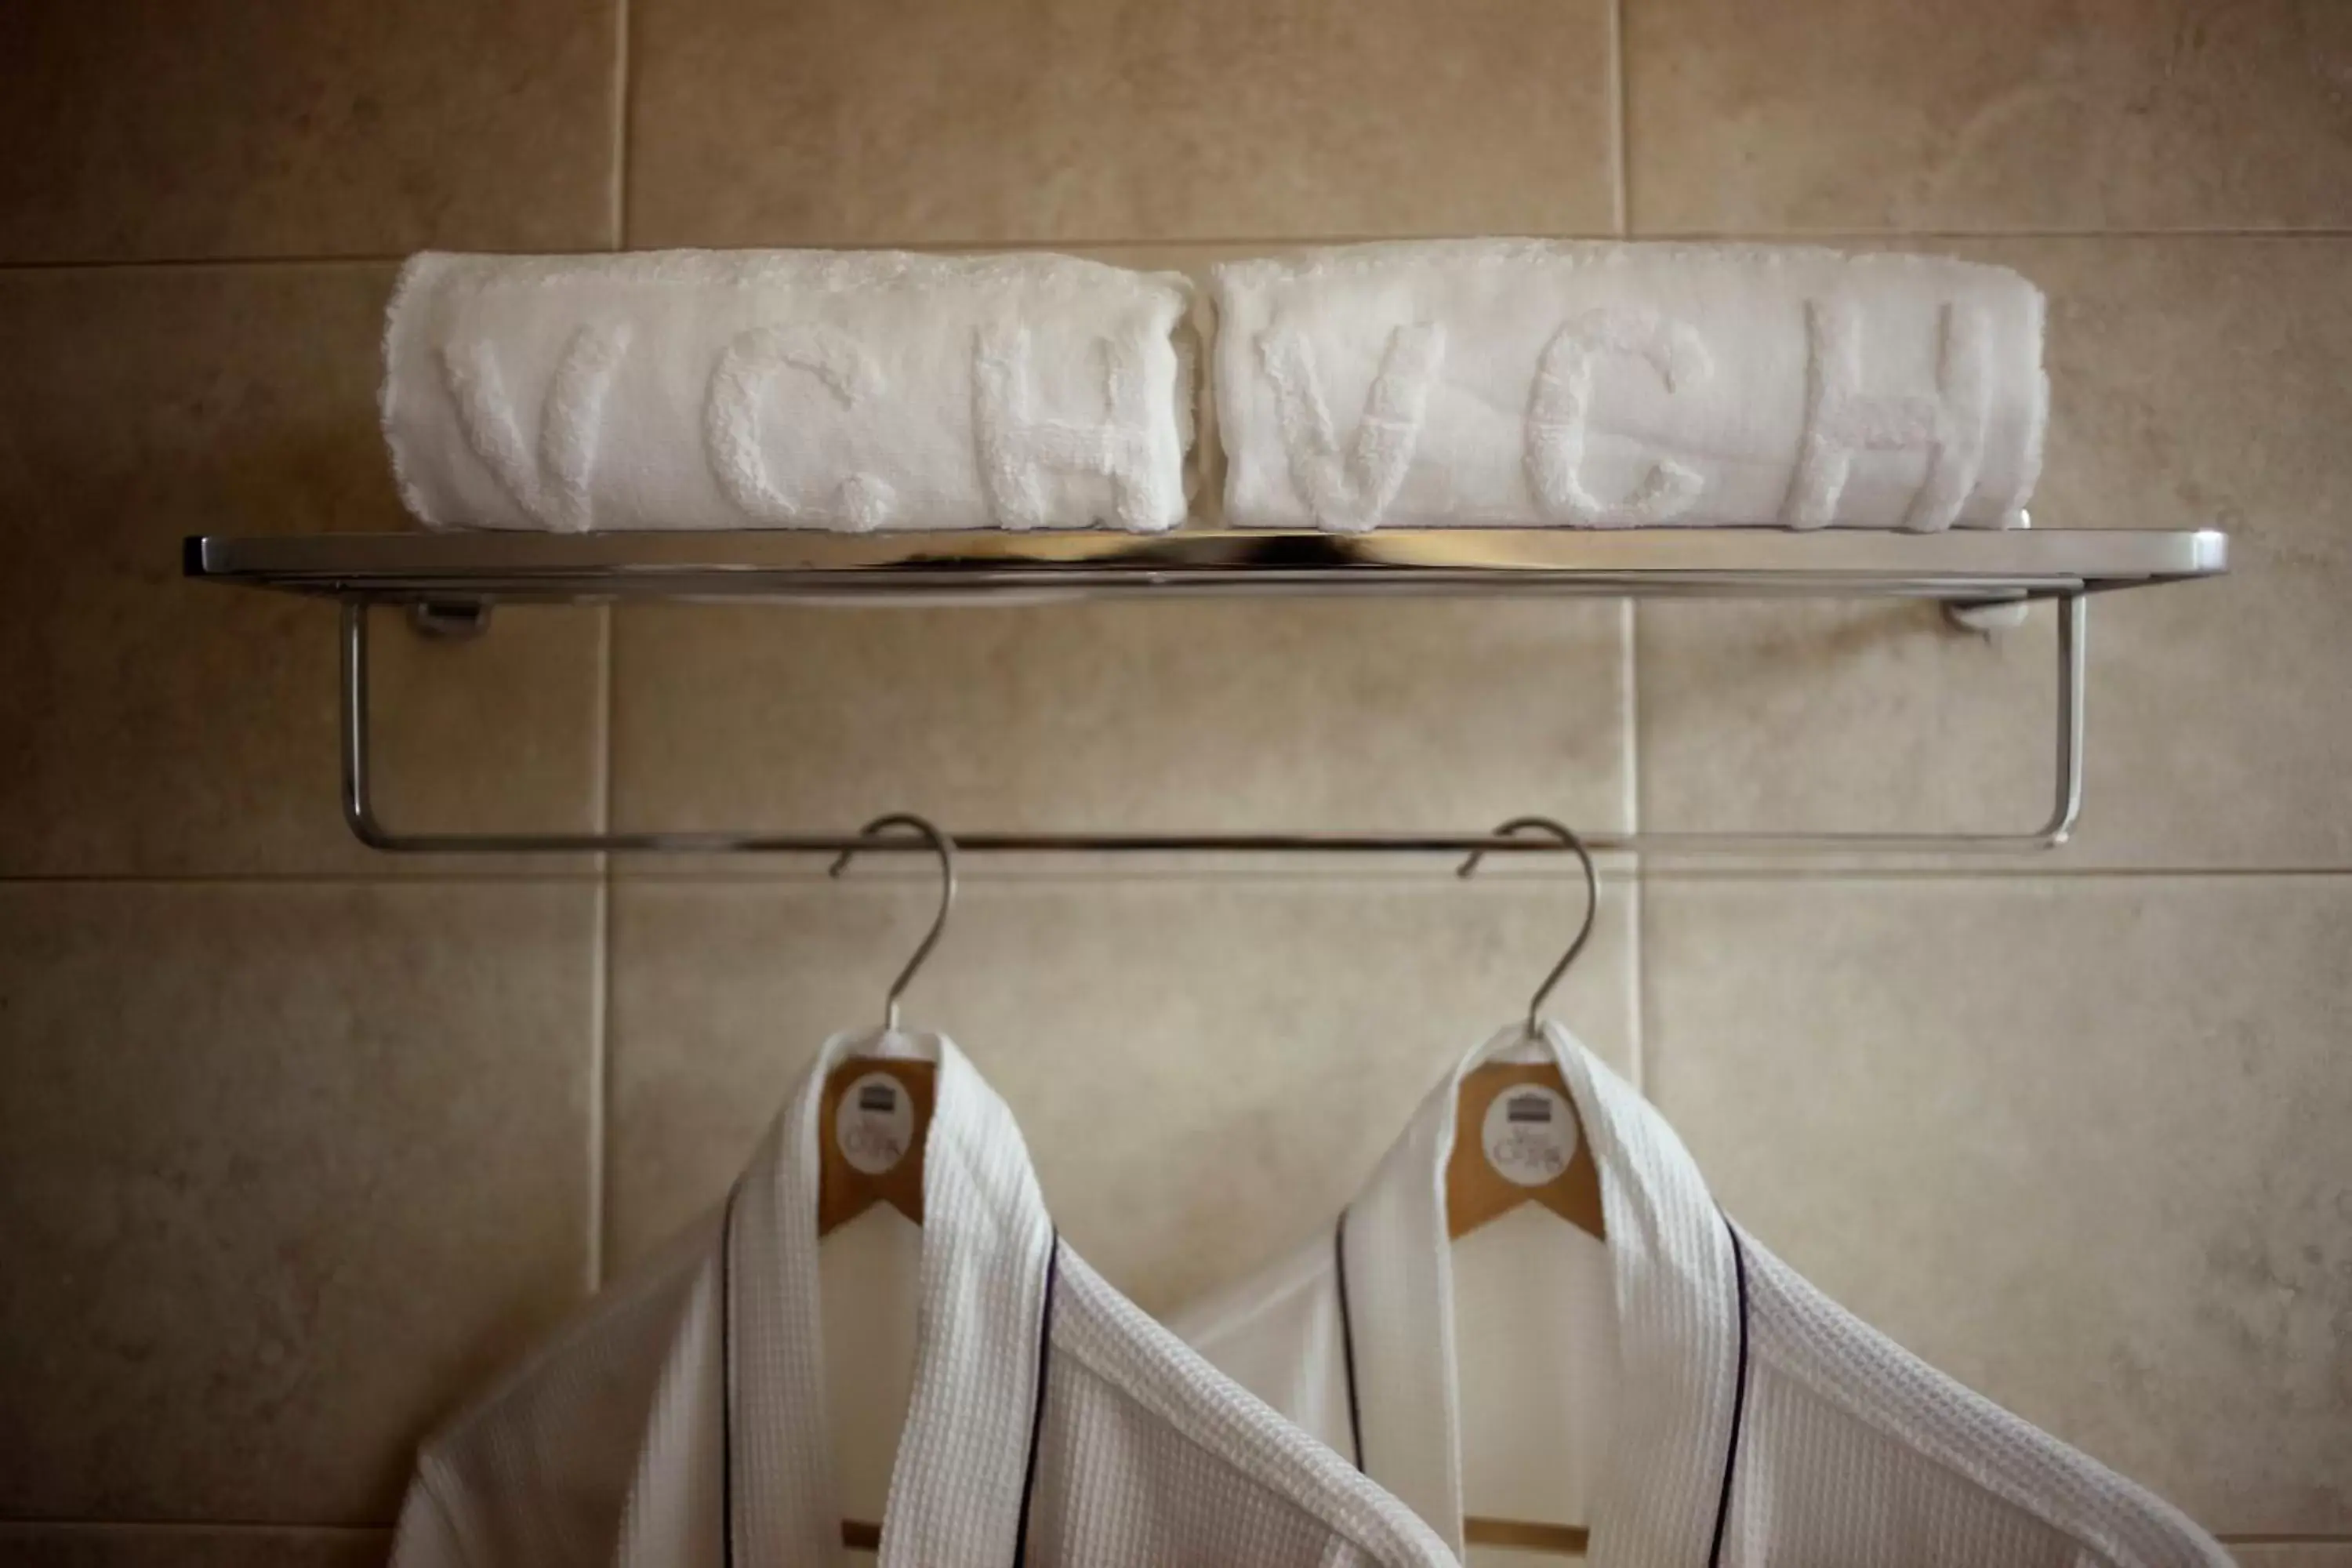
[705,325,895,530]
[972,325,1172,531]
[1781,297,1991,532]
[1526,307,1713,526]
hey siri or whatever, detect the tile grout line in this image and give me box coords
[11,865,2352,890]
[610,0,633,250]
[3,1520,2342,1545]
[596,862,2352,885]
[587,605,616,1290]
[1609,0,1630,237]
[1607,6,1639,1091]
[1619,598,1646,1098]
[9,227,2352,275]
[0,1522,394,1537]
[588,871,611,1291]
[0,871,607,887]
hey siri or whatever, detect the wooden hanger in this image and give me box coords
[1448,1059,1602,1559]
[818,1055,935,1237]
[819,1057,932,1554]
[1446,818,1606,1559]
[815,812,959,1555]
[818,1051,934,1554]
[1446,1059,1605,1243]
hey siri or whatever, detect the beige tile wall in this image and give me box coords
[0,2,2344,1563]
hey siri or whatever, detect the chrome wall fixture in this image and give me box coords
[184,524,2228,860]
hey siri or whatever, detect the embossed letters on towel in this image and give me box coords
[1258,321,1446,534]
[1782,299,1991,531]
[1526,308,1713,527]
[1254,292,2000,531]
[972,325,1172,531]
[705,325,895,530]
[441,325,630,533]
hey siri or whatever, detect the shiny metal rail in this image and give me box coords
[169,524,2210,856]
[339,593,2089,857]
[194,525,2226,604]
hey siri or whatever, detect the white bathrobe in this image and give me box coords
[1173,1022,2228,1568]
[389,1029,1455,1568]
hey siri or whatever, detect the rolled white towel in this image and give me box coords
[383,249,1193,532]
[1211,241,2046,532]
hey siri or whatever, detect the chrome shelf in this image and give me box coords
[183,525,2227,607]
[180,524,2228,858]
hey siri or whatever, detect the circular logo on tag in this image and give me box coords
[836,1071,916,1176]
[1481,1083,1575,1188]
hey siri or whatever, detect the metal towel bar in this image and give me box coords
[337,593,2085,857]
[177,525,2223,858]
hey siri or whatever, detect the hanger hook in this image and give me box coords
[1456,815,1599,1038]
[827,812,959,1035]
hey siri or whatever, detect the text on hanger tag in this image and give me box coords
[1446,1060,1605,1243]
[818,1058,935,1238]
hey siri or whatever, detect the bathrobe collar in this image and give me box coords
[723,1029,1057,1568]
[1338,1022,1746,1567]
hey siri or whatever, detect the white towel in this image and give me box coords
[382,250,1193,532]
[1211,241,2046,532]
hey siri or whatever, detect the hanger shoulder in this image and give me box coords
[817,1057,935,1238]
[1446,1060,1605,1243]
